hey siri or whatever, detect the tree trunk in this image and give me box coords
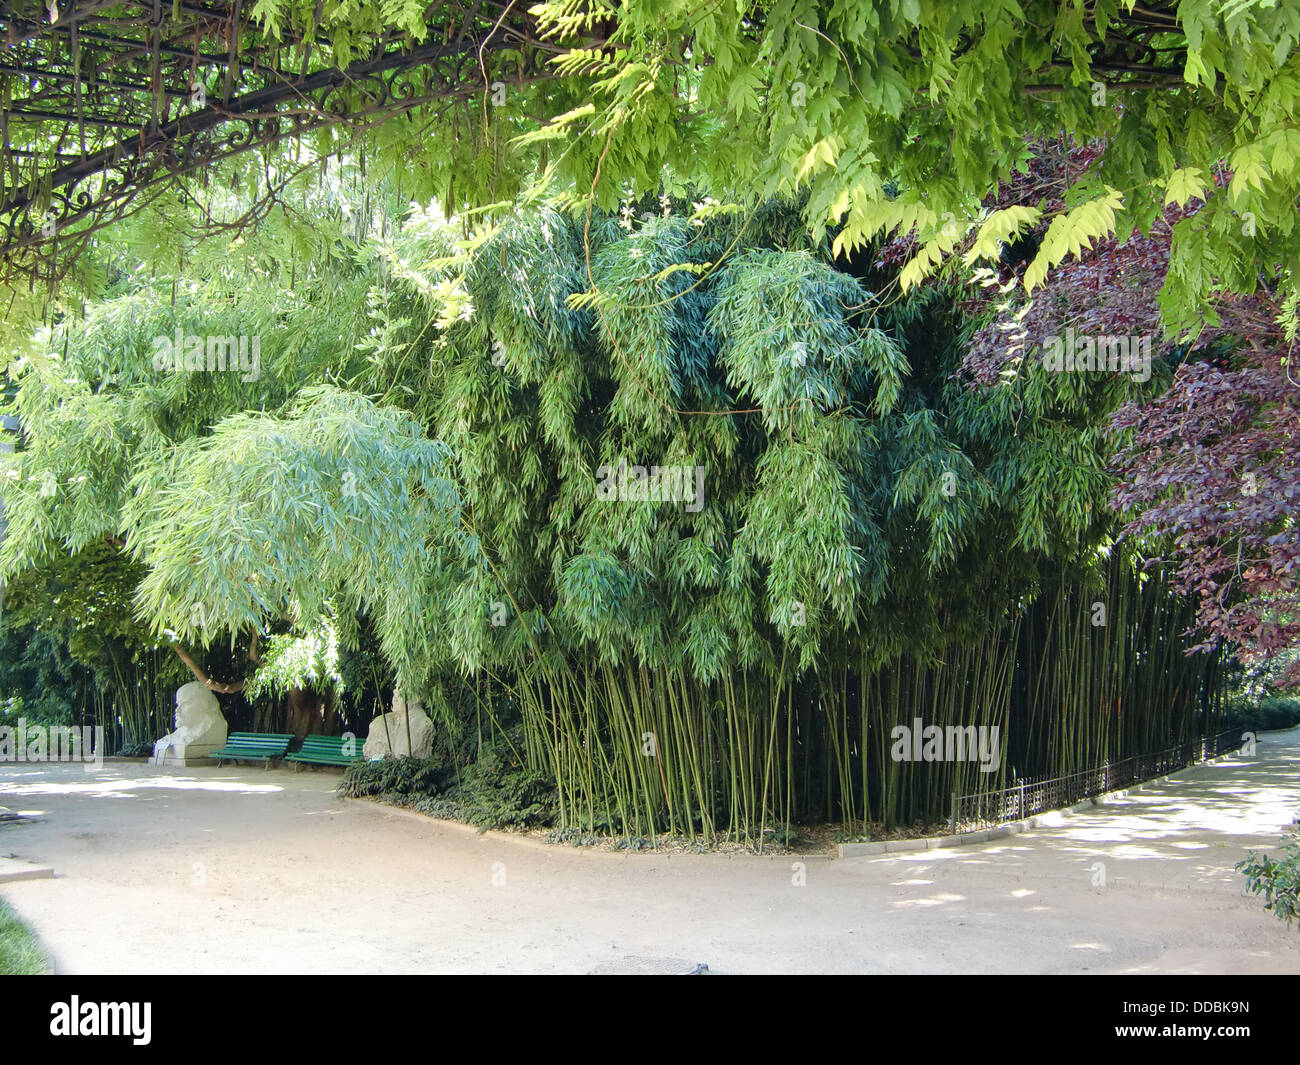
[284,686,342,739]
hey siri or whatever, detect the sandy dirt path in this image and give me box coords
[2,727,1298,974]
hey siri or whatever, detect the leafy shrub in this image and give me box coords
[1236,830,1300,927]
[762,824,798,848]
[339,756,452,799]
[439,747,557,829]
[546,827,600,847]
[1222,696,1300,735]
[339,746,556,829]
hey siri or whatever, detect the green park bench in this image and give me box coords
[209,732,295,768]
[284,735,366,770]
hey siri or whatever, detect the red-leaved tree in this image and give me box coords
[906,141,1300,684]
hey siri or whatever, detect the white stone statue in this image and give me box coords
[151,682,228,766]
[363,688,434,760]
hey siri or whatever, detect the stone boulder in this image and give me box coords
[363,689,434,759]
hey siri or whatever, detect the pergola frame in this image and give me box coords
[0,1,565,281]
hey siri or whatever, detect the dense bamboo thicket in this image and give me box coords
[381,200,1223,838]
[470,552,1221,840]
[4,198,1227,839]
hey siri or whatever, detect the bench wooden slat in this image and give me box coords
[213,749,292,755]
[286,757,360,765]
[210,733,295,763]
[218,745,290,751]
[218,743,287,754]
[288,752,359,758]
[285,734,365,766]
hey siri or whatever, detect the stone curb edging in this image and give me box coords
[0,856,54,883]
[837,747,1244,859]
[355,798,836,861]
[343,746,1246,861]
[837,819,1042,858]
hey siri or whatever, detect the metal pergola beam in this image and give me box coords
[0,1,563,281]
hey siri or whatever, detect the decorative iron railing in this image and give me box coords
[950,729,1244,832]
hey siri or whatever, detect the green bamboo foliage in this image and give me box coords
[92,646,175,755]
[3,196,1228,841]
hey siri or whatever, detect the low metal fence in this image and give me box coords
[950,729,1244,832]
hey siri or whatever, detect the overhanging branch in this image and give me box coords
[171,641,245,693]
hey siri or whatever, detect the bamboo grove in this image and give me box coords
[1,197,1227,840]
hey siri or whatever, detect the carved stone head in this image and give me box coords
[175,681,221,734]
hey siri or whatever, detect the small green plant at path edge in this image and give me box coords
[1237,831,1300,928]
[0,897,50,974]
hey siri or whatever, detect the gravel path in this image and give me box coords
[2,727,1298,974]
